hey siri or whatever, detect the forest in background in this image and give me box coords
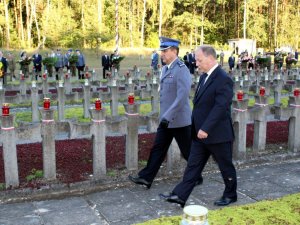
[0,0,299,51]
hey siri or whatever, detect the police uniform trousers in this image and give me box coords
[172,139,237,202]
[138,124,191,183]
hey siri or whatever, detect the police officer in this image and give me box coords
[128,37,203,188]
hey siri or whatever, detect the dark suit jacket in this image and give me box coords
[32,54,42,70]
[102,55,110,68]
[228,56,235,67]
[192,66,234,144]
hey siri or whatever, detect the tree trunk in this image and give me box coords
[13,0,19,43]
[159,0,162,37]
[26,0,32,48]
[81,0,86,47]
[274,0,278,48]
[31,0,41,47]
[3,0,10,48]
[97,0,102,33]
[141,0,146,47]
[20,0,25,44]
[200,7,204,45]
[42,0,51,48]
[129,0,133,47]
[115,0,119,51]
[243,0,247,39]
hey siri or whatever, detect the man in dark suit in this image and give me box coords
[183,52,190,68]
[188,50,196,74]
[128,37,203,189]
[161,45,237,208]
[32,50,43,80]
[228,53,235,71]
[101,52,110,79]
[0,50,8,85]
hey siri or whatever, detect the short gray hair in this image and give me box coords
[197,45,217,59]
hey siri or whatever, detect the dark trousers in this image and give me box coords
[77,66,85,79]
[138,125,192,183]
[173,140,237,201]
[103,66,109,79]
[55,67,63,80]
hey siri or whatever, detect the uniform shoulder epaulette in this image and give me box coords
[177,60,185,67]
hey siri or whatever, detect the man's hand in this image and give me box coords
[160,118,169,128]
[197,129,208,139]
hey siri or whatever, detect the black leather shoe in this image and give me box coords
[128,175,151,189]
[159,192,185,208]
[195,176,203,186]
[214,196,237,206]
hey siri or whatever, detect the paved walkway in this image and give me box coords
[0,158,300,225]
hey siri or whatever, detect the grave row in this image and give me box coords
[0,67,300,188]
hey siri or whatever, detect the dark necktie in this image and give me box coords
[196,73,208,96]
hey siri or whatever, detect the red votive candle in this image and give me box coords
[294,88,300,97]
[2,103,10,116]
[237,90,244,101]
[85,72,89,78]
[259,86,265,96]
[65,73,69,79]
[147,71,151,76]
[128,93,135,105]
[43,98,50,110]
[95,98,102,110]
[42,73,46,79]
[21,74,25,80]
[126,71,129,76]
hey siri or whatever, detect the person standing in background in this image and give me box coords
[54,49,65,80]
[219,50,224,67]
[0,50,8,85]
[7,52,16,80]
[101,52,110,79]
[32,50,43,80]
[76,49,85,79]
[188,49,196,75]
[183,52,190,68]
[64,49,73,71]
[151,50,159,71]
[228,53,235,71]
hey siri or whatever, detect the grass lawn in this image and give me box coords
[136,193,300,225]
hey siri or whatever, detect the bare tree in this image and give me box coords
[159,0,162,37]
[3,0,10,48]
[141,0,146,47]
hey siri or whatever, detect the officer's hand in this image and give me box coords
[197,129,208,139]
[160,118,169,128]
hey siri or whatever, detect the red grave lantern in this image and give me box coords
[128,93,135,105]
[43,98,50,110]
[2,103,10,116]
[259,86,265,96]
[237,90,244,101]
[95,98,102,110]
[294,88,300,97]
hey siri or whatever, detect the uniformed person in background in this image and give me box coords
[128,36,203,189]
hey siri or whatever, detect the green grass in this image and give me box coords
[14,102,155,124]
[135,193,300,225]
[106,170,117,177]
[25,169,43,182]
[13,96,290,125]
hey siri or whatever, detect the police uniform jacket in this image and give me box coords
[55,54,65,68]
[159,57,191,128]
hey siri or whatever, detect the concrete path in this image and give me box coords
[0,158,299,225]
